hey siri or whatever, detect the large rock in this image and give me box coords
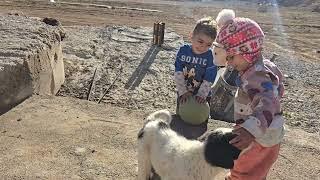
[0,15,65,114]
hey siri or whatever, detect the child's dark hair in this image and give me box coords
[193,17,217,40]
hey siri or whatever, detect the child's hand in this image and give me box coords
[229,127,254,150]
[195,96,206,104]
[179,92,192,104]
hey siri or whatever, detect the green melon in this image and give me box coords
[178,96,210,125]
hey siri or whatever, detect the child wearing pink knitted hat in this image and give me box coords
[214,9,285,180]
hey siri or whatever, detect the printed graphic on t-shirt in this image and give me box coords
[174,45,216,95]
[179,55,208,66]
[182,63,205,91]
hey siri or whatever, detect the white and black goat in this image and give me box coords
[137,109,241,180]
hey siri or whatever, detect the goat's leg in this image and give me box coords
[137,145,152,180]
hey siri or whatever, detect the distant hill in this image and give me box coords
[185,0,318,8]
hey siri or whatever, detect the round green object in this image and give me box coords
[179,96,210,125]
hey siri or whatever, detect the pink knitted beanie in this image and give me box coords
[215,10,265,63]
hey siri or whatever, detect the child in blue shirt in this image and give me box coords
[172,17,218,139]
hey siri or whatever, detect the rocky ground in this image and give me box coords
[57,25,182,113]
[0,0,320,179]
[56,24,320,134]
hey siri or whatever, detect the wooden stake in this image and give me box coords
[97,65,123,104]
[87,67,98,101]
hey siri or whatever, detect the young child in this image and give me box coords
[214,9,285,180]
[173,17,218,139]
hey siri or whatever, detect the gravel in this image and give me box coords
[58,25,320,133]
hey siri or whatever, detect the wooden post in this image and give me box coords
[158,22,165,46]
[153,22,159,45]
[152,22,165,46]
[87,67,98,101]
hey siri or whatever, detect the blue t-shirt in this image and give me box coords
[175,44,217,95]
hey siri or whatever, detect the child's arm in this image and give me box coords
[174,48,188,97]
[196,65,217,98]
[239,72,282,141]
[264,59,285,97]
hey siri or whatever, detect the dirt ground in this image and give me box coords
[1,95,320,179]
[0,0,320,179]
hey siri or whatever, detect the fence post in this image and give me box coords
[158,22,165,46]
[152,22,165,46]
[153,22,159,45]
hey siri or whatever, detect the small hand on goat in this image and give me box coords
[229,127,254,150]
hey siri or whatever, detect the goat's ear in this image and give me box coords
[158,121,169,129]
[204,132,241,169]
[137,128,144,139]
[146,109,172,123]
[197,130,214,142]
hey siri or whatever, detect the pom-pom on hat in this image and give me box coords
[215,9,265,63]
[179,96,210,125]
[216,9,235,30]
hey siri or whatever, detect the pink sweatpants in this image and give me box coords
[227,142,280,180]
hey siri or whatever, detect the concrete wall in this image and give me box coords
[0,15,65,114]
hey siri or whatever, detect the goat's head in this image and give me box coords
[137,109,172,141]
[204,128,241,169]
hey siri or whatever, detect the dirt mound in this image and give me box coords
[209,0,318,7]
[276,0,317,7]
[0,15,65,115]
[312,5,320,13]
